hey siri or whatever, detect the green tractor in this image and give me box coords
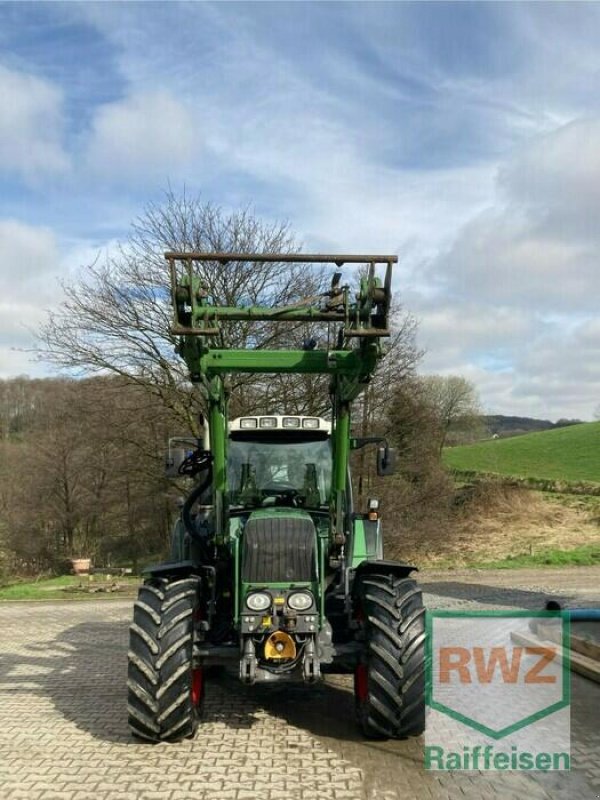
[127,253,426,742]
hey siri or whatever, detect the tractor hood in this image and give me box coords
[246,508,315,524]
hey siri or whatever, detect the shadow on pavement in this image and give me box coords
[0,617,416,757]
[222,672,429,797]
[0,619,132,744]
[421,580,572,610]
[0,621,293,744]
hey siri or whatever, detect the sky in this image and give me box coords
[0,1,599,421]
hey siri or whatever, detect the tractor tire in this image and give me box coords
[354,574,426,739]
[127,576,202,742]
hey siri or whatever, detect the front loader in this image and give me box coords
[127,253,426,742]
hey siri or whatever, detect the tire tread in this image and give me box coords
[355,574,426,739]
[127,577,200,742]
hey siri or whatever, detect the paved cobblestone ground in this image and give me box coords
[0,567,598,800]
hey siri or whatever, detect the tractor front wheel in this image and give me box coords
[354,574,426,739]
[127,576,202,742]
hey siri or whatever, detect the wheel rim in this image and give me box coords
[191,668,203,706]
[354,663,368,702]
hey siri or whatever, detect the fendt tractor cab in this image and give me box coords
[127,253,426,743]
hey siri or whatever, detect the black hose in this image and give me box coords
[182,454,213,564]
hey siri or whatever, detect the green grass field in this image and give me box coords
[444,421,600,484]
[0,574,141,601]
[425,544,600,571]
[470,544,600,570]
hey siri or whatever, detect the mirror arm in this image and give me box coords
[351,436,388,451]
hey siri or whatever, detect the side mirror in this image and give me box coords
[376,446,397,477]
[165,447,190,478]
[165,436,202,477]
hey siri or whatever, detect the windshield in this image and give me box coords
[228,433,332,509]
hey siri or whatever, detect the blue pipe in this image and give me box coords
[565,609,600,621]
[545,600,600,621]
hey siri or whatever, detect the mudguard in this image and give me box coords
[142,560,199,579]
[351,559,418,597]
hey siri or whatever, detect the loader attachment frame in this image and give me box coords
[166,252,396,542]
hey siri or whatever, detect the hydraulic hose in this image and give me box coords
[182,454,213,564]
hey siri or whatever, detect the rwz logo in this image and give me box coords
[426,611,570,740]
[439,644,557,685]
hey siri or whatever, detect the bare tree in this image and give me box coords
[38,191,324,431]
[0,376,183,572]
[419,375,482,452]
[39,190,423,429]
[353,309,422,506]
[0,377,48,440]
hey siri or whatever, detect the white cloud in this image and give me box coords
[0,219,61,300]
[411,114,600,419]
[417,303,535,361]
[0,220,63,378]
[85,91,197,184]
[517,318,600,387]
[0,222,127,379]
[415,300,600,420]
[191,65,498,259]
[428,119,600,315]
[0,342,42,378]
[0,64,69,181]
[500,117,600,239]
[430,210,598,312]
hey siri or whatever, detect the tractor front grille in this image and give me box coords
[241,515,316,583]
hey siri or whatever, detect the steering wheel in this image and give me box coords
[261,483,301,507]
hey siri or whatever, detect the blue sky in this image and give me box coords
[1,2,599,420]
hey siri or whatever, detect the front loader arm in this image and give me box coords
[166,251,396,543]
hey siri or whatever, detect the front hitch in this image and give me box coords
[240,637,257,684]
[302,638,320,683]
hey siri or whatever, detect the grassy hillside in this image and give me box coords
[444,421,600,483]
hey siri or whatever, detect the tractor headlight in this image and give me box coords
[288,591,313,611]
[246,592,271,611]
